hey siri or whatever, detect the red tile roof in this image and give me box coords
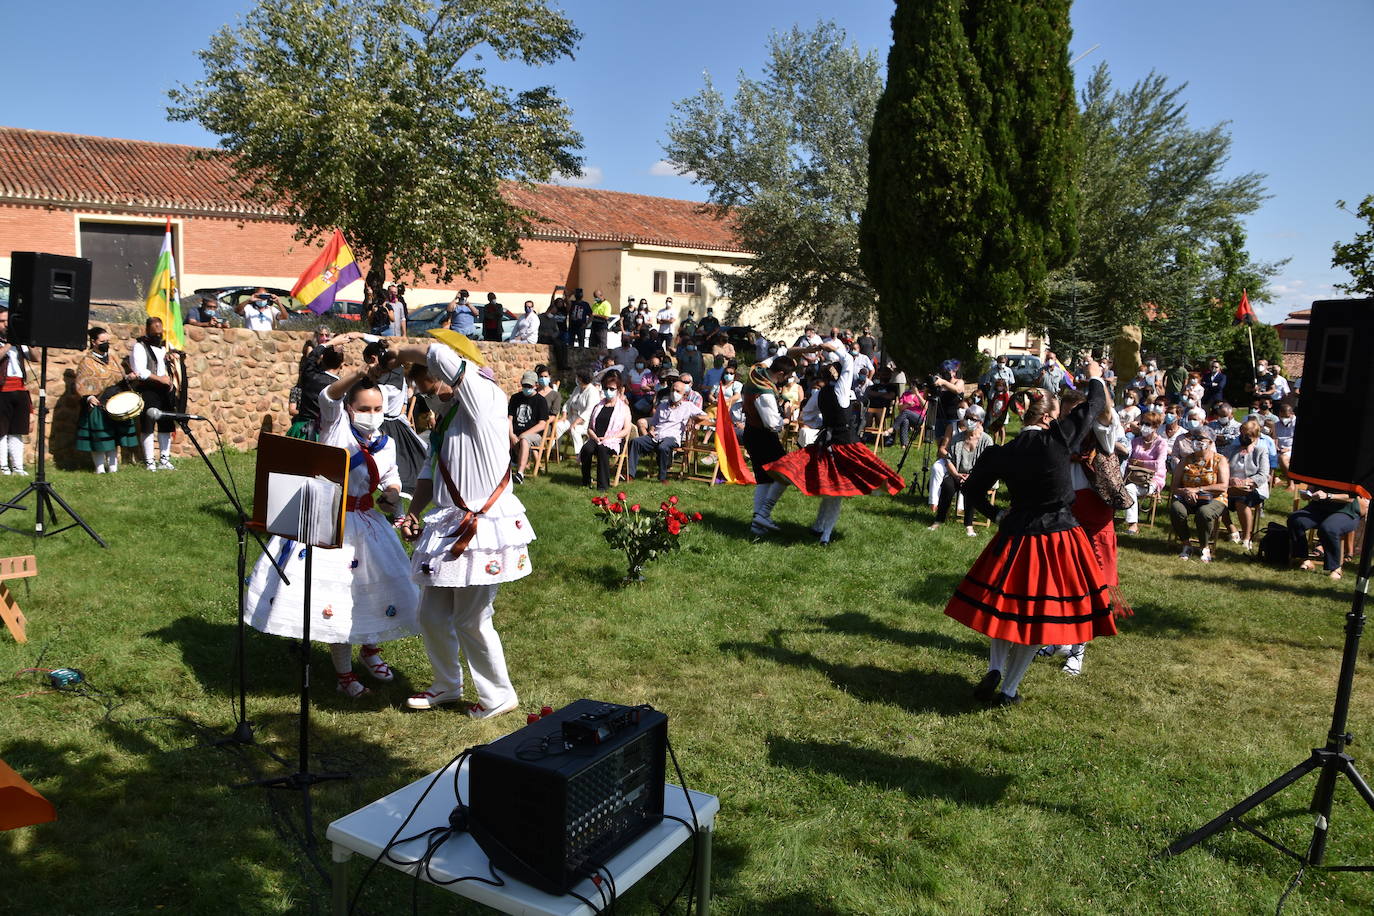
[0,127,745,252]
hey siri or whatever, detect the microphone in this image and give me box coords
[145,407,208,423]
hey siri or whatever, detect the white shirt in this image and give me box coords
[319,386,400,494]
[753,391,783,432]
[565,383,600,424]
[131,340,168,378]
[511,310,539,344]
[3,344,30,377]
[1272,375,1291,399]
[656,308,675,335]
[800,390,823,429]
[242,303,277,332]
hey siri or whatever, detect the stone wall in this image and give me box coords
[38,324,600,469]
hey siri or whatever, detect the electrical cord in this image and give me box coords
[1275,863,1305,915]
[657,733,702,916]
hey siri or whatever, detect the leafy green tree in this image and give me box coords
[860,0,1079,373]
[1040,275,1117,359]
[169,0,583,299]
[1221,322,1282,406]
[1059,65,1276,325]
[662,22,881,329]
[1332,194,1374,295]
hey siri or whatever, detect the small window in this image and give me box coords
[1316,328,1351,393]
[673,272,699,294]
[652,271,667,294]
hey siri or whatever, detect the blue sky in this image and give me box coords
[3,0,1370,322]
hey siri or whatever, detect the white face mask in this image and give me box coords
[603,388,618,401]
[423,393,448,414]
[351,410,384,434]
[670,390,682,404]
[956,407,967,420]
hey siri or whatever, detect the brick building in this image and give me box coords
[0,126,776,329]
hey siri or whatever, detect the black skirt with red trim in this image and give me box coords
[764,441,904,497]
[943,527,1116,646]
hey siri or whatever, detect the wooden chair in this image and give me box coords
[610,436,633,487]
[676,424,717,483]
[863,406,889,454]
[529,421,563,478]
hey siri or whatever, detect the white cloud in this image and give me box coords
[1261,275,1341,323]
[550,166,604,188]
[649,159,696,180]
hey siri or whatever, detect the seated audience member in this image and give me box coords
[580,371,631,491]
[556,369,600,455]
[1123,414,1169,534]
[709,363,742,403]
[1289,488,1366,580]
[1224,418,1270,551]
[1117,391,1142,431]
[625,378,704,482]
[1273,401,1296,485]
[507,371,549,480]
[677,372,703,409]
[779,371,805,422]
[1161,411,1185,469]
[676,334,704,385]
[928,412,993,535]
[702,355,727,392]
[534,364,561,418]
[1207,402,1241,450]
[1169,434,1230,562]
[1183,373,1205,408]
[1172,407,1213,464]
[893,383,927,448]
[707,332,735,361]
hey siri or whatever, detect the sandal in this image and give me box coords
[336,671,369,698]
[359,646,395,682]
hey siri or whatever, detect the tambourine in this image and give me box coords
[104,390,144,421]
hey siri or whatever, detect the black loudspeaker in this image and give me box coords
[1289,298,1374,494]
[8,252,92,350]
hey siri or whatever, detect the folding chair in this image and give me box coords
[529,423,561,478]
[862,406,889,454]
[676,424,717,483]
[611,437,632,487]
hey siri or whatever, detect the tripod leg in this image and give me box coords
[40,483,106,547]
[1340,760,1374,812]
[1162,754,1322,858]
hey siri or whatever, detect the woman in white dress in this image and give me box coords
[244,365,420,698]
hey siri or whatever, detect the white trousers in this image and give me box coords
[554,417,587,455]
[988,638,1040,698]
[416,584,516,710]
[1124,482,1158,524]
[5,435,23,472]
[797,426,819,448]
[928,458,948,508]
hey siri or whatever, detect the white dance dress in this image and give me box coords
[410,345,536,587]
[244,388,420,644]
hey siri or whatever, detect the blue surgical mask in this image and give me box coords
[603,388,617,401]
[1184,418,1202,433]
[723,373,734,382]
[521,385,535,395]
[538,376,550,386]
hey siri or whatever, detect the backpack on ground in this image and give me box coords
[1257,521,1290,566]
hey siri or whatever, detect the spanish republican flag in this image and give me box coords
[144,219,184,348]
[1235,288,1256,325]
[713,387,755,485]
[293,229,362,315]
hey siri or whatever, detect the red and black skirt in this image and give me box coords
[764,441,904,498]
[944,527,1116,646]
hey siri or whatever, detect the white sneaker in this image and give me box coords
[467,698,519,720]
[928,523,941,531]
[966,526,977,537]
[145,462,158,472]
[158,458,175,470]
[1230,531,1242,543]
[1242,539,1252,551]
[10,468,26,477]
[406,687,465,710]
[1200,547,1214,563]
[95,465,107,474]
[0,467,10,475]
[1062,652,1084,676]
[1178,546,1191,560]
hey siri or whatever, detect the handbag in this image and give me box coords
[1084,449,1135,511]
[1125,464,1155,489]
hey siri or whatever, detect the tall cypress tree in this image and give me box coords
[860,0,1078,373]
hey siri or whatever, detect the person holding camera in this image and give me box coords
[184,296,227,328]
[235,288,288,331]
[445,289,479,336]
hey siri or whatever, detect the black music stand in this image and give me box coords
[1161,489,1374,875]
[238,434,352,847]
[0,347,104,546]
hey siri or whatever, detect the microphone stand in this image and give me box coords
[172,414,289,747]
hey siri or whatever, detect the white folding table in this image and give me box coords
[327,758,719,915]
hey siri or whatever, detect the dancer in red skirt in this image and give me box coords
[944,359,1116,706]
[742,355,798,536]
[1041,386,1130,676]
[765,341,903,544]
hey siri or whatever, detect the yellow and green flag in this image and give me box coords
[144,219,183,347]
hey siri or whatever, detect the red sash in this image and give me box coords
[435,459,510,558]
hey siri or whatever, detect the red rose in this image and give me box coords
[692,512,703,521]
[660,502,670,511]
[669,495,678,505]
[617,491,627,501]
[631,504,641,513]
[667,519,681,535]
[610,503,623,514]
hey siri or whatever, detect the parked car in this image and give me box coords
[195,285,302,312]
[1002,353,1043,387]
[284,298,364,324]
[717,325,758,349]
[0,277,8,309]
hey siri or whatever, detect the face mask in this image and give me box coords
[1046,359,1056,367]
[96,342,110,354]
[1142,427,1156,439]
[670,390,682,404]
[685,345,695,351]
[148,334,164,346]
[635,363,644,371]
[1185,418,1202,433]
[351,411,383,433]
[423,393,448,413]
[723,373,734,383]
[521,385,535,395]
[538,376,550,387]
[1137,370,1146,377]
[956,407,967,420]
[603,388,617,401]
[1125,398,1135,406]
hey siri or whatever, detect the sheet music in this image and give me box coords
[266,473,342,547]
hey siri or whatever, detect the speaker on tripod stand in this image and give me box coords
[0,252,105,545]
[1161,298,1374,881]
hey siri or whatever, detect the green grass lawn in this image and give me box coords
[1,447,1371,914]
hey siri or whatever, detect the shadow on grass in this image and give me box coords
[1172,572,1348,603]
[812,611,985,656]
[767,736,1011,805]
[720,638,979,716]
[896,572,969,607]
[1119,601,1207,638]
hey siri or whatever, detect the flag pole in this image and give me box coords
[1244,289,1257,387]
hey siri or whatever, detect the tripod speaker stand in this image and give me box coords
[1161,509,1374,871]
[0,347,105,546]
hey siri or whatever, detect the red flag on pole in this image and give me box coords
[1234,289,1256,325]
